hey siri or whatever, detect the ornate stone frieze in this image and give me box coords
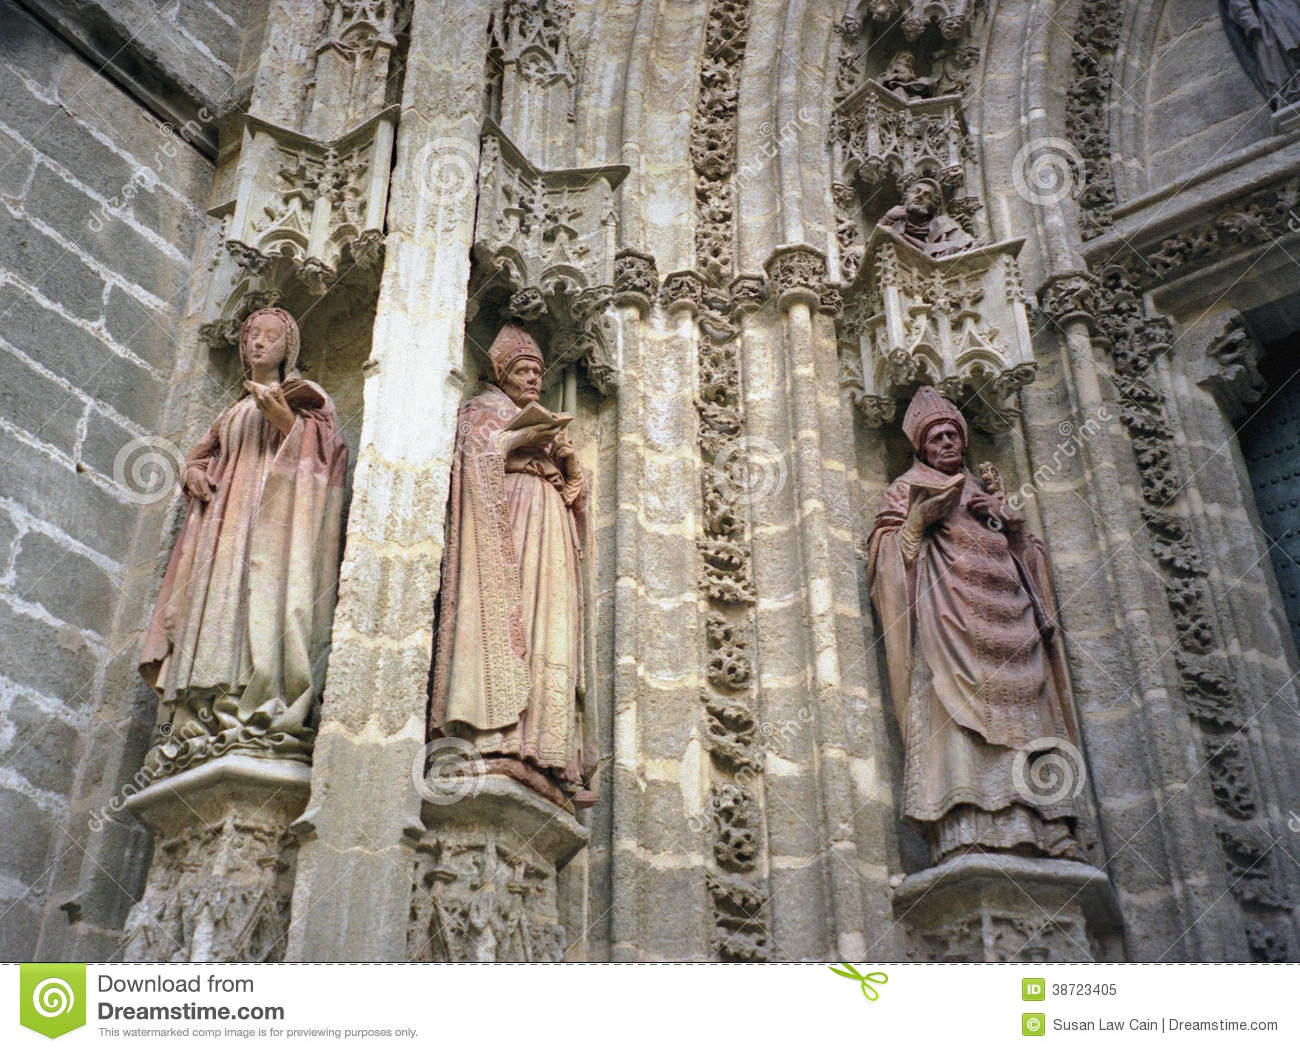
[1105,176,1300,291]
[613,248,659,312]
[863,0,979,41]
[123,758,309,963]
[709,782,759,871]
[1246,922,1290,963]
[492,0,576,87]
[835,80,971,192]
[705,872,770,961]
[690,0,753,283]
[764,244,828,312]
[407,834,565,963]
[687,0,770,961]
[406,776,587,962]
[1204,736,1257,821]
[698,537,756,604]
[1083,266,1292,955]
[1199,314,1266,424]
[1215,828,1292,910]
[840,231,1035,431]
[895,856,1119,964]
[703,695,763,772]
[217,111,397,298]
[1066,0,1121,238]
[473,123,627,389]
[312,0,411,127]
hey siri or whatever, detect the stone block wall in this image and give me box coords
[0,0,215,959]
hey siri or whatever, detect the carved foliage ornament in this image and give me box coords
[1066,0,1121,238]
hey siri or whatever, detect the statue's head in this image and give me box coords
[239,307,300,380]
[903,385,968,473]
[488,324,546,407]
[885,50,917,78]
[903,178,942,220]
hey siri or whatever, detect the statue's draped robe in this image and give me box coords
[431,385,596,791]
[867,464,1079,860]
[1222,0,1300,105]
[140,385,348,772]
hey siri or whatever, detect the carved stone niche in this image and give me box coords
[406,775,588,963]
[894,855,1122,963]
[841,228,1036,432]
[863,0,978,41]
[834,79,971,193]
[471,121,628,393]
[122,756,310,963]
[217,111,396,297]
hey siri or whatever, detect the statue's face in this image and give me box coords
[888,52,915,77]
[242,313,288,374]
[922,421,964,474]
[501,357,543,407]
[906,183,937,218]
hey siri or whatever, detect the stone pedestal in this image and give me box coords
[122,757,311,962]
[405,775,589,962]
[893,855,1121,962]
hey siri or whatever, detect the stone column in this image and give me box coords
[285,0,495,962]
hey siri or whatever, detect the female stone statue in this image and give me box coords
[430,324,597,807]
[139,307,349,774]
[867,386,1082,863]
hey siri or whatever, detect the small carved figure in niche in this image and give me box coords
[1221,0,1300,109]
[879,50,935,101]
[880,179,974,258]
[866,387,1083,865]
[431,324,598,808]
[140,308,349,775]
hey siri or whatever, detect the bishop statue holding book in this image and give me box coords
[430,324,598,807]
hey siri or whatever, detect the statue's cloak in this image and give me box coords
[140,384,348,766]
[866,463,1080,852]
[430,385,597,787]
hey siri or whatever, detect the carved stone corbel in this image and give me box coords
[1198,314,1267,424]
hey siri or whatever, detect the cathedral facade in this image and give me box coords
[2,0,1299,963]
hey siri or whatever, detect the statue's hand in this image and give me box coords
[907,484,962,529]
[967,492,1024,534]
[552,429,581,474]
[183,464,213,502]
[498,421,562,455]
[247,380,296,437]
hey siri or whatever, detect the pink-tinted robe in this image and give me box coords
[139,384,348,773]
[430,385,597,791]
[867,463,1079,860]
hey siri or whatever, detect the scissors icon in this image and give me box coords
[829,963,889,1000]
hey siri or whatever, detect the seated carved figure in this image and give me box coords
[430,324,597,808]
[867,386,1083,864]
[140,308,349,774]
[879,50,936,100]
[880,179,973,259]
